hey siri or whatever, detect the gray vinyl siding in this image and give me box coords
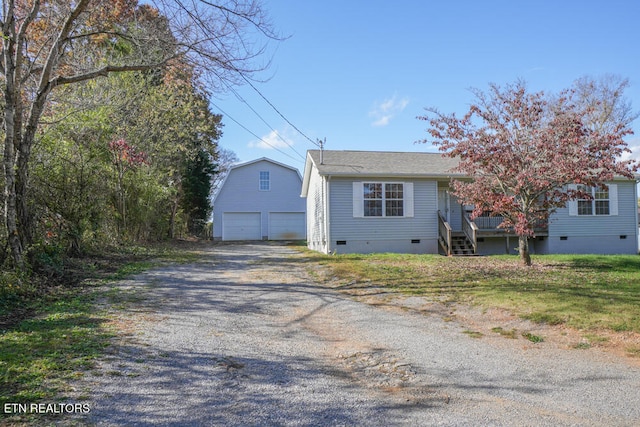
[305,166,327,252]
[546,180,638,254]
[549,181,636,236]
[213,159,305,240]
[328,178,437,243]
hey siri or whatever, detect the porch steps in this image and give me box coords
[451,234,476,256]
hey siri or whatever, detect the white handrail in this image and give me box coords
[462,214,478,254]
[438,210,452,256]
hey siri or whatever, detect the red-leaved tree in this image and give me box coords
[108,139,149,238]
[418,80,637,265]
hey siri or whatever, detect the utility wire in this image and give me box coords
[210,100,304,164]
[223,82,306,160]
[238,73,322,148]
[206,25,323,150]
[180,11,322,154]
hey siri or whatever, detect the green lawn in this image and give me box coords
[0,244,201,424]
[309,252,640,334]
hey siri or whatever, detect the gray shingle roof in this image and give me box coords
[306,150,462,177]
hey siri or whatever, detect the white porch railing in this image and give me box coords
[472,215,505,230]
[462,214,478,253]
[438,210,452,256]
[470,214,547,232]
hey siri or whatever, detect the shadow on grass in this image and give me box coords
[311,251,640,332]
[0,310,113,412]
[563,255,640,273]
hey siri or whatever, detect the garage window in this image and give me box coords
[259,171,270,191]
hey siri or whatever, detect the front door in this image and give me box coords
[438,188,450,223]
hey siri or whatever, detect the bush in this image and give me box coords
[0,270,37,317]
[27,243,65,278]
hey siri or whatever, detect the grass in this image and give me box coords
[0,242,201,424]
[491,327,518,339]
[521,332,545,343]
[0,293,112,405]
[462,330,483,338]
[308,252,640,334]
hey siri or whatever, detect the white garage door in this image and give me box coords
[269,212,305,240]
[223,212,261,241]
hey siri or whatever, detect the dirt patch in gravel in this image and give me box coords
[294,302,450,407]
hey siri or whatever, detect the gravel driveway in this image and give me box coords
[77,243,640,426]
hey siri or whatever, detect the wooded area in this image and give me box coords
[0,0,276,272]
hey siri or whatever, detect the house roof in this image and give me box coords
[301,150,462,196]
[301,149,639,197]
[228,157,302,178]
[306,149,461,177]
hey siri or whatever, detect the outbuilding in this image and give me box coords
[213,157,306,241]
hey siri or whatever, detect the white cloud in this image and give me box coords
[620,137,640,162]
[248,129,294,150]
[369,93,410,127]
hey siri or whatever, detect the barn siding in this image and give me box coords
[213,159,305,240]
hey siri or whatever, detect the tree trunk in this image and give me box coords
[16,145,33,249]
[518,235,532,266]
[17,93,47,249]
[3,37,24,267]
[169,197,178,239]
[3,116,23,268]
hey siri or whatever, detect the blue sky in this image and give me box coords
[211,0,640,172]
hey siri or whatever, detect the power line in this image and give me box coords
[206,64,306,162]
[210,101,304,164]
[193,26,323,151]
[223,83,306,160]
[238,74,322,148]
[185,21,323,154]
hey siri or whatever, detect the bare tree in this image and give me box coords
[571,74,639,133]
[1,0,278,266]
[211,147,239,197]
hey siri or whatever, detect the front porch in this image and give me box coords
[437,211,548,256]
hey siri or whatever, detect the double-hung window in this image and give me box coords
[384,183,404,217]
[363,183,384,216]
[355,182,413,218]
[259,171,270,191]
[570,184,617,216]
[577,185,609,216]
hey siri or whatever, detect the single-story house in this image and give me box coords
[213,157,306,241]
[301,149,639,255]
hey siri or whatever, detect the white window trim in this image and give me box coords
[568,184,618,216]
[259,171,270,191]
[353,181,414,218]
